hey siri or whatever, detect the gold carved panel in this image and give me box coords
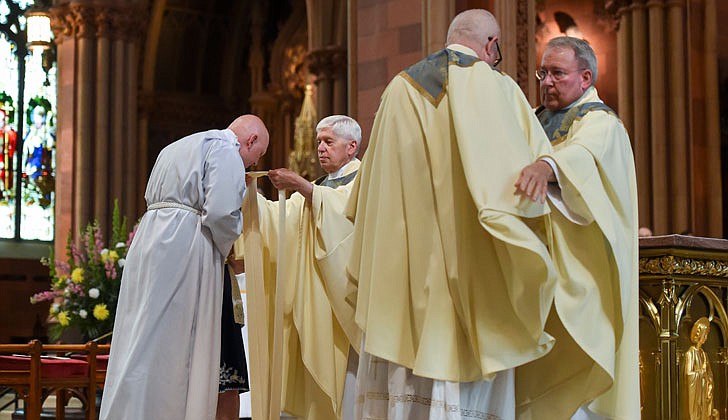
[639,235,728,419]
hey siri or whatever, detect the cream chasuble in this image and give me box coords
[516,87,640,419]
[236,160,360,420]
[345,45,556,387]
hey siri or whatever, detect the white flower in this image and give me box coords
[50,303,60,314]
[100,248,109,256]
[118,258,125,268]
[89,288,100,299]
[115,242,126,249]
[78,309,88,319]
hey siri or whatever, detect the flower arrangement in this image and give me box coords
[31,201,136,341]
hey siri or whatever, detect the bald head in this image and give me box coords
[446,9,501,64]
[228,114,269,169]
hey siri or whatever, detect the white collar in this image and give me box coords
[446,43,479,59]
[222,128,239,145]
[327,158,360,180]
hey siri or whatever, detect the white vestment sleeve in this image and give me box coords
[540,157,589,226]
[201,141,246,256]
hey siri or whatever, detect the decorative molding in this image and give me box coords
[50,3,147,44]
[72,4,96,39]
[95,9,112,39]
[307,45,347,82]
[516,0,529,92]
[640,255,728,278]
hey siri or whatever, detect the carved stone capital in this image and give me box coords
[112,7,146,42]
[72,4,97,39]
[640,255,728,278]
[307,46,347,82]
[50,3,146,44]
[96,8,113,39]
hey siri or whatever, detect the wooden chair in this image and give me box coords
[0,340,110,420]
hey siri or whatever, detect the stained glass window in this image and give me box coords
[0,0,56,242]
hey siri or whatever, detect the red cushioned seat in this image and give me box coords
[70,354,109,369]
[96,355,109,369]
[0,355,89,378]
[0,340,110,420]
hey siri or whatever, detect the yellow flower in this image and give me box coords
[93,304,110,321]
[100,249,119,263]
[57,311,70,326]
[71,268,84,284]
[53,275,68,287]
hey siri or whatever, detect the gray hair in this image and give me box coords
[446,9,499,47]
[545,36,598,85]
[316,115,361,151]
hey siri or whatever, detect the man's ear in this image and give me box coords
[245,134,258,149]
[581,69,593,90]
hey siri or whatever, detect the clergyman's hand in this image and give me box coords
[515,160,554,203]
[227,249,245,274]
[268,168,313,202]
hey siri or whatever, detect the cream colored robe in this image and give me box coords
[345,45,556,384]
[516,87,640,419]
[237,161,360,419]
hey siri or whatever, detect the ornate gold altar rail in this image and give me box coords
[639,235,728,419]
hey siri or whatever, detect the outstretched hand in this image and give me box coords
[515,160,554,203]
[268,168,305,191]
[268,168,314,202]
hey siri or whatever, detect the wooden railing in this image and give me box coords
[0,340,110,420]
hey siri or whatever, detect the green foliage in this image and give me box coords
[33,201,134,342]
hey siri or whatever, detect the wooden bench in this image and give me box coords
[0,340,110,420]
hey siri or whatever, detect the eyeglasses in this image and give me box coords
[535,67,585,82]
[487,36,502,67]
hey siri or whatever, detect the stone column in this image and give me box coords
[700,0,722,237]
[93,12,110,228]
[307,46,347,118]
[50,1,145,256]
[631,1,652,230]
[648,0,669,232]
[616,5,633,137]
[666,0,689,232]
[423,0,454,55]
[495,0,537,103]
[606,0,722,236]
[73,6,94,244]
[495,0,517,78]
[306,0,347,119]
